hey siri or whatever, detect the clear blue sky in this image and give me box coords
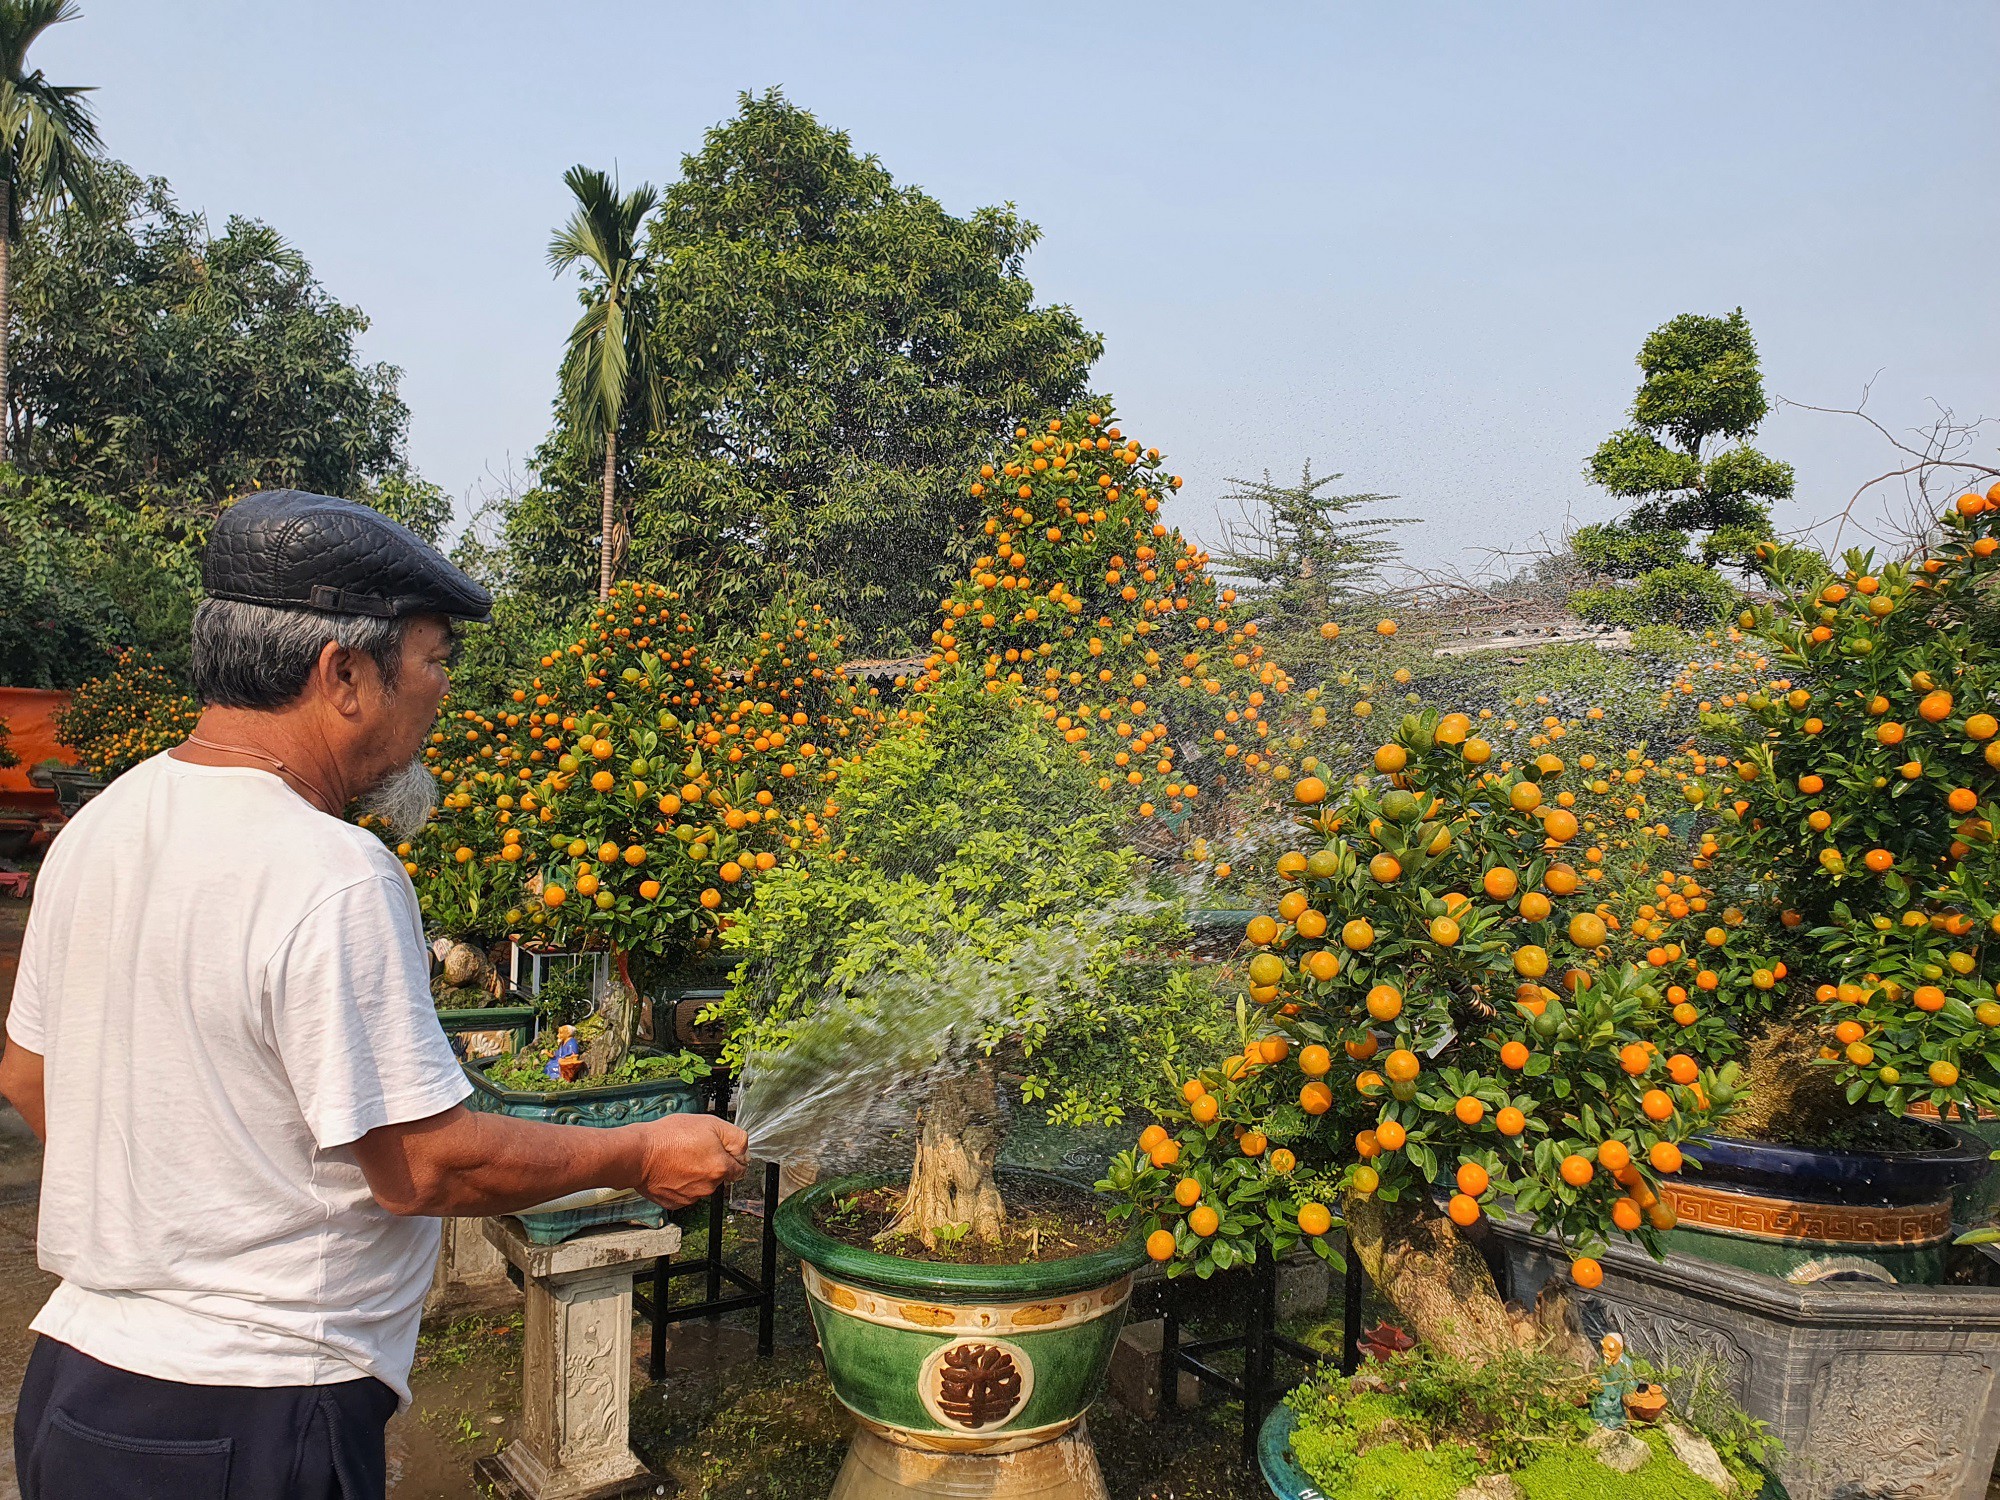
[45,1,2000,571]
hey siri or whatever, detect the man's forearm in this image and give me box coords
[358,1107,647,1218]
[0,1039,46,1143]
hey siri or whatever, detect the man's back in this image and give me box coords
[10,752,467,1400]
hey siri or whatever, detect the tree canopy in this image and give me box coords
[0,159,443,688]
[506,90,1101,650]
[8,160,412,505]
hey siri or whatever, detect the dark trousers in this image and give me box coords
[15,1336,398,1500]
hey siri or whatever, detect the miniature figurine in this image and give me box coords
[544,1024,580,1081]
[1590,1332,1638,1428]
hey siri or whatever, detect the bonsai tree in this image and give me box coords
[713,669,1227,1249]
[1571,310,1794,629]
[1108,709,1738,1361]
[1688,481,2000,1121]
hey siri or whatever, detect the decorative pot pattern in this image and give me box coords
[775,1169,1145,1458]
[1493,1216,2000,1500]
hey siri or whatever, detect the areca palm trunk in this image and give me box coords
[1,177,12,466]
[598,426,617,598]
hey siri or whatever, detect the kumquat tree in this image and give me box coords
[920,403,1321,827]
[1104,706,1743,1363]
[1685,481,2000,1120]
[53,648,200,777]
[382,583,900,1002]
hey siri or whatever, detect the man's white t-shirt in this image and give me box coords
[7,752,471,1404]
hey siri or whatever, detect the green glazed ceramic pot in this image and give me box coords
[775,1168,1146,1457]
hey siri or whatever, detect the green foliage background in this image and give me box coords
[506,91,1101,652]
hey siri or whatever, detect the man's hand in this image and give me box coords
[630,1113,749,1207]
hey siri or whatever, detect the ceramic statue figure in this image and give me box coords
[544,1024,580,1081]
[1590,1332,1638,1429]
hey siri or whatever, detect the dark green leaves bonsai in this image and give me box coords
[1571,310,1793,628]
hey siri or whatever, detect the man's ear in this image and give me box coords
[313,638,372,717]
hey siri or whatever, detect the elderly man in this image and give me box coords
[0,491,747,1499]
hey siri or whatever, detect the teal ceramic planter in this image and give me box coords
[462,1050,704,1126]
[463,1053,704,1243]
[775,1168,1145,1460]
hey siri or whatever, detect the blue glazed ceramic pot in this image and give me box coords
[1685,1124,1986,1205]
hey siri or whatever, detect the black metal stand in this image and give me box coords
[1144,1240,1360,1464]
[635,1159,781,1379]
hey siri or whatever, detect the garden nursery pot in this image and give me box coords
[463,1053,703,1244]
[1492,1215,2000,1500]
[774,1168,1146,1500]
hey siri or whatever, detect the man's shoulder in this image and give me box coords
[52,754,408,894]
[301,820,412,893]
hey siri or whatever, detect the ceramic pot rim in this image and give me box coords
[1686,1124,1987,1203]
[774,1166,1147,1299]
[463,1049,705,1107]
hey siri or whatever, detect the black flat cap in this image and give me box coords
[203,489,492,622]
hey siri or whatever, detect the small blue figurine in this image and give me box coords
[543,1024,580,1080]
[1590,1333,1637,1428]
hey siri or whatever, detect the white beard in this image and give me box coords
[359,757,438,839]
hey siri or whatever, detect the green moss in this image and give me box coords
[1347,1440,1482,1500]
[1286,1350,1742,1499]
[1516,1428,1728,1499]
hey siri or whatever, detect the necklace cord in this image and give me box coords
[182,735,337,813]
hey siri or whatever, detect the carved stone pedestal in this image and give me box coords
[473,1216,681,1500]
[426,1216,517,1317]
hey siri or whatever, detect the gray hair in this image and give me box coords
[189,597,412,710]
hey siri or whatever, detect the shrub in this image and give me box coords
[53,648,200,777]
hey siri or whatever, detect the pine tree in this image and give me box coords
[1213,463,1410,628]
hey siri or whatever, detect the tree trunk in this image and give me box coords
[877,1064,1006,1251]
[1342,1191,1593,1371]
[1,178,12,467]
[598,426,617,599]
[581,950,640,1079]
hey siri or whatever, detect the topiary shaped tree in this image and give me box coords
[1572,310,1793,629]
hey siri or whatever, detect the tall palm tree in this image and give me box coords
[0,0,98,464]
[549,165,662,599]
